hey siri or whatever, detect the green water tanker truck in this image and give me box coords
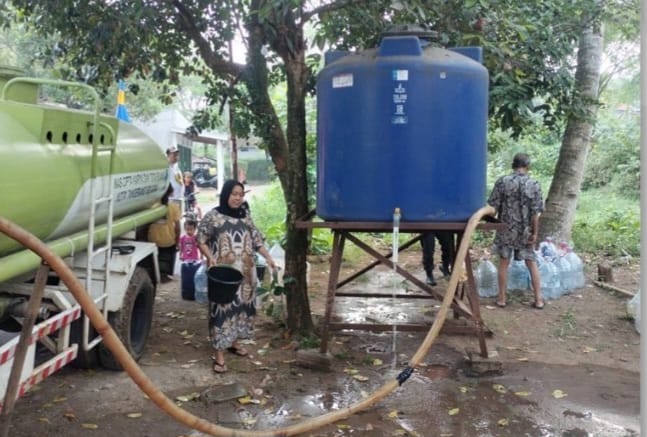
[0,68,171,406]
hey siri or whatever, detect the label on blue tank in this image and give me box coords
[392,70,408,81]
[391,79,409,124]
[332,73,353,88]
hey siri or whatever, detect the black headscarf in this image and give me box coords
[216,179,247,218]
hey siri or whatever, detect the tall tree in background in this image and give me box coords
[539,0,640,242]
[539,13,603,242]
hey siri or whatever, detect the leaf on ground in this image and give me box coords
[126,412,143,418]
[552,389,568,399]
[514,391,531,397]
[237,396,254,405]
[162,327,173,333]
[373,358,383,366]
[387,410,400,418]
[448,407,460,416]
[63,412,76,421]
[352,374,369,382]
[344,367,359,375]
[52,396,67,403]
[492,384,507,394]
[175,392,200,402]
[81,423,99,429]
[336,424,351,429]
[517,357,529,362]
[179,330,189,336]
[497,418,509,426]
[458,386,469,393]
[38,417,50,423]
[582,346,597,353]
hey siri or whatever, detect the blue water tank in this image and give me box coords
[316,34,489,222]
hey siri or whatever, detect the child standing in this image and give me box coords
[183,172,202,220]
[179,219,201,300]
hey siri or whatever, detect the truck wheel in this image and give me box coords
[69,315,101,369]
[99,267,155,370]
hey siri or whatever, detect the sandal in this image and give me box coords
[212,360,227,373]
[496,301,507,308]
[532,301,545,310]
[227,345,249,357]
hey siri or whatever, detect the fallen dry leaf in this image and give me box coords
[126,412,143,418]
[373,358,383,366]
[552,389,568,399]
[352,374,369,382]
[448,407,460,416]
[458,386,468,393]
[492,384,507,394]
[497,418,509,426]
[514,391,531,397]
[387,410,400,418]
[582,346,597,353]
[175,392,200,402]
[81,423,99,429]
[517,357,529,362]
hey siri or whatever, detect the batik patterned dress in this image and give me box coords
[488,171,544,253]
[197,209,263,350]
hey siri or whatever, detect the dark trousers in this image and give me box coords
[158,245,177,277]
[421,231,455,277]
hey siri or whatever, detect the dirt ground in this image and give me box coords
[7,244,641,437]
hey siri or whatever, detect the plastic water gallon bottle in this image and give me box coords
[507,260,529,291]
[194,263,208,304]
[538,256,560,300]
[540,237,558,261]
[554,255,573,294]
[475,258,499,298]
[627,292,641,334]
[564,246,586,289]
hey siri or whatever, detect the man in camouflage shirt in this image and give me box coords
[488,153,544,309]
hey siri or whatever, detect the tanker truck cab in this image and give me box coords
[0,71,170,407]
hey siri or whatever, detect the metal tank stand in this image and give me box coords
[295,213,504,358]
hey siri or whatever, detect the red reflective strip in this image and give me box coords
[0,307,81,367]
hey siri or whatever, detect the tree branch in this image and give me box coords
[302,0,372,23]
[171,0,245,77]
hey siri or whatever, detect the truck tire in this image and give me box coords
[69,315,101,369]
[99,267,155,370]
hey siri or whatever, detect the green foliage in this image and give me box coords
[243,158,273,182]
[571,189,640,256]
[248,182,285,247]
[554,309,577,338]
[582,89,639,198]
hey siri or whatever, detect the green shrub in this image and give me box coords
[243,158,274,182]
[570,189,640,256]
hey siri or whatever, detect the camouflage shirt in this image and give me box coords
[488,171,544,250]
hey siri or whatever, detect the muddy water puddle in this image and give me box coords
[184,270,640,436]
[182,339,639,437]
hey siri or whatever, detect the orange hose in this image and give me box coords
[0,205,495,436]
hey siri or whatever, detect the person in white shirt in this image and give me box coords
[166,146,184,211]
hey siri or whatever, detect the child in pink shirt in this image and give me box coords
[179,219,201,300]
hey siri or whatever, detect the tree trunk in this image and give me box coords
[244,1,313,334]
[282,52,314,333]
[538,16,603,243]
